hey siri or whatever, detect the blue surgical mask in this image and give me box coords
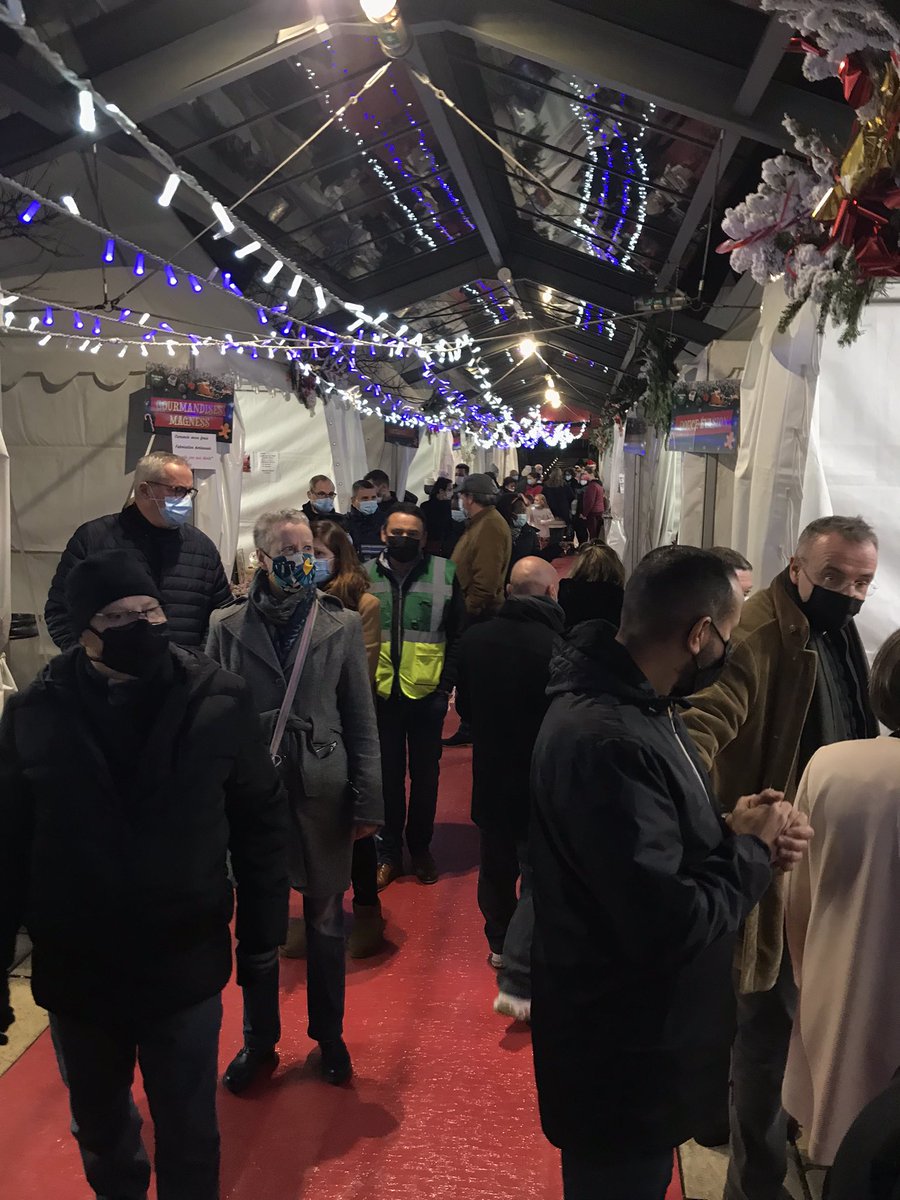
[314,556,334,585]
[358,499,379,516]
[161,494,192,528]
[451,507,466,523]
[513,513,528,529]
[312,497,335,514]
[271,552,316,594]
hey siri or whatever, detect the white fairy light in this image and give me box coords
[157,173,181,207]
[288,274,303,298]
[234,241,261,259]
[314,284,327,312]
[38,333,51,346]
[78,91,96,132]
[60,194,80,215]
[210,201,235,233]
[262,260,284,284]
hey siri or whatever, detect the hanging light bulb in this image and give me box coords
[165,265,178,287]
[545,387,561,408]
[78,92,96,132]
[157,173,180,207]
[210,202,235,233]
[137,313,150,326]
[140,344,148,357]
[73,312,84,330]
[118,345,128,358]
[118,308,132,322]
[18,201,41,224]
[257,308,269,325]
[90,342,102,354]
[188,274,203,293]
[78,338,90,351]
[133,253,145,277]
[60,195,80,216]
[518,336,536,358]
[103,239,115,264]
[43,307,54,327]
[262,260,284,284]
[314,284,327,312]
[234,241,261,259]
[92,317,102,336]
[541,287,553,304]
[38,334,52,346]
[288,274,303,298]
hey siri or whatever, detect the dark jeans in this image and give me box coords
[50,995,222,1200]
[376,692,446,862]
[240,892,345,1048]
[351,835,379,907]
[477,829,532,998]
[561,1148,673,1200]
[725,950,798,1200]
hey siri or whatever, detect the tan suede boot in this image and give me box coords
[347,902,386,958]
[280,915,306,959]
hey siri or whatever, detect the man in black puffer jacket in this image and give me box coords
[0,551,288,1200]
[45,451,231,649]
[530,547,812,1200]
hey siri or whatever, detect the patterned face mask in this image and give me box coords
[270,552,317,594]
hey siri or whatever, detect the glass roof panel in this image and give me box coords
[146,31,479,284]
[472,43,719,273]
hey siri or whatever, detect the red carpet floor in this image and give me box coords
[0,729,683,1199]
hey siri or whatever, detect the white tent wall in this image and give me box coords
[730,281,821,585]
[799,289,900,658]
[405,430,455,501]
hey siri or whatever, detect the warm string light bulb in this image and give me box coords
[518,337,536,358]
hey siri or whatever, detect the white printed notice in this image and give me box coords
[254,451,279,475]
[172,431,219,471]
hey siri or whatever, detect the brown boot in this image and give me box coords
[280,916,306,959]
[348,902,386,959]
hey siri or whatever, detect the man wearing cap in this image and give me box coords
[444,474,512,747]
[0,550,287,1200]
[451,473,512,622]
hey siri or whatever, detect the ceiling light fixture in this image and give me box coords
[358,0,411,57]
[518,336,536,358]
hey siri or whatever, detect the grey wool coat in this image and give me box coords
[206,590,383,896]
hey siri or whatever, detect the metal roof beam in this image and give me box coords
[405,32,515,272]
[406,0,851,148]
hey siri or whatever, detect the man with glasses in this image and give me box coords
[302,474,347,529]
[0,550,287,1199]
[46,451,232,650]
[684,515,879,1200]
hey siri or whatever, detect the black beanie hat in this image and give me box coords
[65,550,163,638]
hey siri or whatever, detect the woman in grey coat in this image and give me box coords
[206,509,382,1090]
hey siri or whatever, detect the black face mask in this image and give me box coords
[89,620,170,679]
[386,535,422,565]
[672,621,732,697]
[800,583,863,634]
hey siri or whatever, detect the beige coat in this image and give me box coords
[682,575,817,992]
[783,737,900,1165]
[451,506,512,618]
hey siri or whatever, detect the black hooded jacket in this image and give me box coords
[456,595,564,839]
[0,646,288,1023]
[530,621,772,1156]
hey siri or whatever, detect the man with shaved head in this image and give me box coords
[455,557,565,1021]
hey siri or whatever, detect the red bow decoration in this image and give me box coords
[830,181,900,276]
[788,37,875,110]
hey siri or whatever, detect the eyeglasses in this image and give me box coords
[311,490,337,499]
[800,563,878,597]
[147,480,198,500]
[95,604,165,629]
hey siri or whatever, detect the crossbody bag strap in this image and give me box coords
[269,598,318,764]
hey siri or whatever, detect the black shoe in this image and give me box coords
[222,1046,278,1095]
[319,1038,353,1086]
[442,724,472,747]
[411,850,439,885]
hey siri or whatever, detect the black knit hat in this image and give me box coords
[65,550,163,637]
